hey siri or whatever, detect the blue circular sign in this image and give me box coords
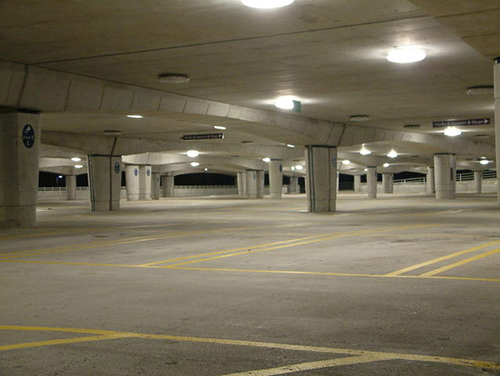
[147,169,151,177]
[22,124,35,149]
[114,162,120,174]
[134,168,138,176]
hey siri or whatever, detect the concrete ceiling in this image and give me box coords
[1,0,498,167]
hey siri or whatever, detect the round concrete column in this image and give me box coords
[66,175,77,200]
[125,165,140,201]
[305,145,337,212]
[434,154,456,199]
[427,167,435,194]
[88,155,122,212]
[474,171,482,194]
[354,175,361,193]
[289,176,299,194]
[256,170,265,199]
[237,172,247,196]
[0,111,41,227]
[269,159,283,200]
[162,175,174,198]
[382,173,394,194]
[366,167,377,199]
[246,170,258,199]
[139,166,152,200]
[494,57,500,204]
[151,172,161,200]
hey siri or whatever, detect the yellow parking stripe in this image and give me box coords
[385,240,500,276]
[420,249,500,277]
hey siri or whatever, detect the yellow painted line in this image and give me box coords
[0,326,498,370]
[420,249,500,277]
[0,334,132,352]
[0,260,146,268]
[385,240,500,276]
[222,355,393,375]
[167,224,440,267]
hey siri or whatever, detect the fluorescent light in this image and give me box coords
[444,126,462,137]
[263,157,271,163]
[158,74,190,84]
[187,150,199,158]
[387,150,398,159]
[126,115,143,119]
[387,49,426,64]
[191,162,200,167]
[350,115,370,122]
[275,96,295,110]
[295,165,304,170]
[74,165,84,169]
[479,159,490,165]
[383,163,390,168]
[286,144,295,148]
[342,160,351,165]
[242,0,294,9]
[214,126,226,130]
[360,146,371,156]
[71,157,81,162]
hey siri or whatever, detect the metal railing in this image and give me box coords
[393,170,497,186]
[175,185,236,189]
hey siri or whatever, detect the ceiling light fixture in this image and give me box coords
[479,159,490,165]
[387,48,426,64]
[286,144,295,148]
[383,163,390,168]
[126,115,143,119]
[74,165,84,169]
[187,150,199,158]
[387,149,398,159]
[191,162,200,167]
[342,160,351,165]
[444,126,462,137]
[71,157,82,162]
[350,115,370,122]
[158,74,190,84]
[204,168,209,171]
[359,146,371,156]
[364,168,368,172]
[214,126,226,130]
[275,96,296,110]
[242,0,294,9]
[263,157,271,163]
[295,165,304,170]
[466,86,494,95]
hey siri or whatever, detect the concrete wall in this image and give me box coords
[357,180,497,194]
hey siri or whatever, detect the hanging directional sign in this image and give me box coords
[432,118,490,128]
[181,133,224,140]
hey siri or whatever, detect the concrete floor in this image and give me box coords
[1,193,499,375]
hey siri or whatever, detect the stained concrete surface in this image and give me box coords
[0,193,499,375]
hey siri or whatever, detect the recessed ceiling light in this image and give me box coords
[191,162,200,167]
[403,124,421,129]
[158,74,190,84]
[187,150,199,158]
[444,126,462,137]
[286,144,295,148]
[387,48,426,64]
[262,157,271,163]
[275,96,295,110]
[364,168,368,172]
[295,165,304,170]
[214,126,226,130]
[350,115,370,122]
[342,160,351,165]
[360,146,371,156]
[466,86,494,95]
[127,115,143,119]
[71,157,82,162]
[479,159,490,165]
[387,149,398,159]
[242,0,294,9]
[74,165,84,169]
[103,130,122,136]
[383,163,390,168]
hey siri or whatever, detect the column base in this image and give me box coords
[0,205,37,228]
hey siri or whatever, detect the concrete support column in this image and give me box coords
[305,145,337,212]
[66,175,77,200]
[0,111,41,227]
[246,170,258,199]
[256,170,265,199]
[125,165,140,201]
[354,175,361,193]
[151,172,161,200]
[269,159,283,200]
[289,177,299,193]
[88,155,122,212]
[474,171,483,194]
[495,57,500,204]
[237,172,247,196]
[139,166,152,200]
[162,175,174,198]
[427,167,436,194]
[434,154,456,199]
[382,173,394,194]
[366,167,377,199]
